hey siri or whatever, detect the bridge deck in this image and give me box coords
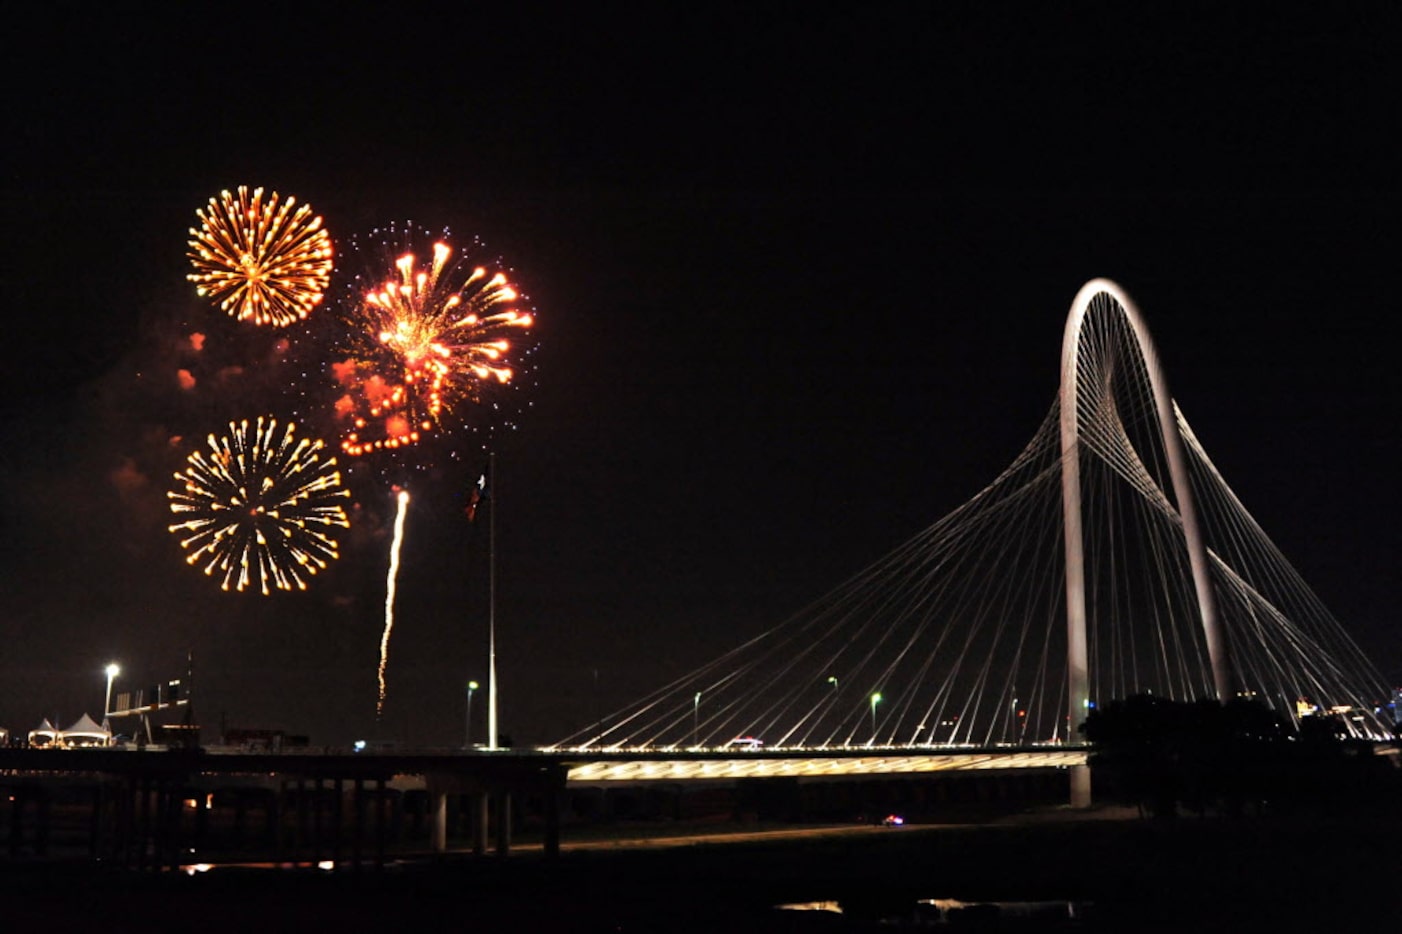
[556,747,1088,781]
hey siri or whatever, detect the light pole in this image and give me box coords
[465,680,479,748]
[104,663,120,718]
[592,668,601,743]
[693,691,701,747]
[825,677,839,747]
[870,692,882,744]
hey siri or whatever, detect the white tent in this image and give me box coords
[60,713,110,747]
[27,718,59,747]
[25,714,111,748]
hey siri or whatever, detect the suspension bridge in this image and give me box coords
[547,279,1395,785]
[2,279,1394,866]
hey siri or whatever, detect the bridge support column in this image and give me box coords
[312,777,324,866]
[374,777,388,870]
[351,777,364,872]
[267,783,282,863]
[473,791,489,855]
[1069,764,1091,809]
[135,778,151,870]
[332,777,344,867]
[543,788,560,859]
[88,783,104,859]
[541,764,567,859]
[493,791,512,858]
[8,786,28,858]
[293,777,306,865]
[429,790,447,852]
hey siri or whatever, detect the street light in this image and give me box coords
[465,680,479,748]
[104,663,120,719]
[870,692,883,744]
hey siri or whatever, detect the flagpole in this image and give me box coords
[486,450,499,750]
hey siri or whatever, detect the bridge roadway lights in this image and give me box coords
[557,747,1090,782]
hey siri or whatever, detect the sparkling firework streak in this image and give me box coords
[377,488,411,718]
[335,235,533,456]
[188,186,333,327]
[167,417,350,594]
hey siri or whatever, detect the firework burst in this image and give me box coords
[168,417,350,594]
[188,186,333,327]
[333,229,534,457]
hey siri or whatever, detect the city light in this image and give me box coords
[103,662,120,721]
[465,680,480,748]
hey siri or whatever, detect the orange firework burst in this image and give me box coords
[167,417,350,594]
[187,186,333,327]
[335,235,533,456]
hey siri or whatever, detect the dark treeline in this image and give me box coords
[1083,694,1400,820]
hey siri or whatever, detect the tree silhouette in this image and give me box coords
[1078,694,1369,818]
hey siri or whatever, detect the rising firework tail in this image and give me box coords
[376,488,411,717]
[465,469,489,522]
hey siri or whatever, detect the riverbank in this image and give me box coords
[3,805,1397,931]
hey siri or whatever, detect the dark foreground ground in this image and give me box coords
[3,807,1398,932]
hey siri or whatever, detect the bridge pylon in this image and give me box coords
[1060,279,1232,805]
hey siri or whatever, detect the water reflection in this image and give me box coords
[775,896,1091,927]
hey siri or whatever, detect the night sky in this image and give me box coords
[2,7,1397,746]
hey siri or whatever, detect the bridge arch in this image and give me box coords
[1059,279,1233,754]
[554,278,1391,763]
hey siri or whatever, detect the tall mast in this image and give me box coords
[486,451,499,750]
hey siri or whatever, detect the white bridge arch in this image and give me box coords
[553,280,1392,764]
[1060,279,1230,739]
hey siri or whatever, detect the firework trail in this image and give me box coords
[188,186,333,327]
[333,229,533,457]
[377,488,411,718]
[167,417,350,594]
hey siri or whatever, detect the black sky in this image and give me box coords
[2,6,1397,745]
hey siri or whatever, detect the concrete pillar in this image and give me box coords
[375,778,387,869]
[8,787,24,857]
[88,784,104,858]
[268,783,282,862]
[193,786,209,856]
[430,790,448,852]
[312,777,324,866]
[293,777,306,865]
[156,781,175,872]
[332,777,344,867]
[135,779,150,870]
[493,791,511,858]
[543,785,561,859]
[1069,764,1092,808]
[352,777,364,871]
[233,793,247,847]
[473,791,489,855]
